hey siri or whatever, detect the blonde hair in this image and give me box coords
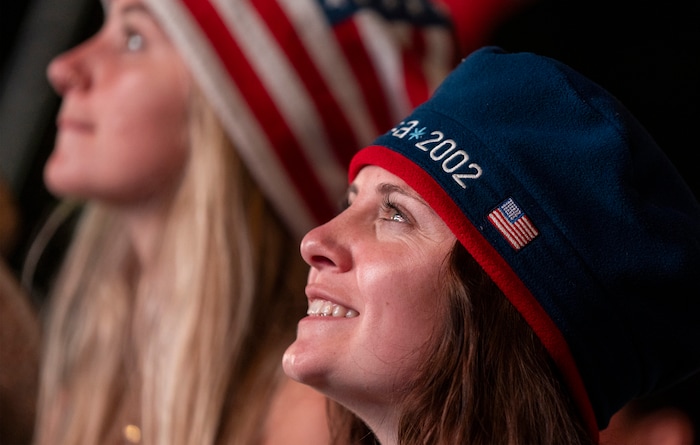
[32,87,308,445]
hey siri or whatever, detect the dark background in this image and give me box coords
[490,0,700,191]
[1,0,103,278]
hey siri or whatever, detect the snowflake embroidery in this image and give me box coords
[408,127,427,140]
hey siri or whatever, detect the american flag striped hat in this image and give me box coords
[143,0,460,238]
[350,46,700,441]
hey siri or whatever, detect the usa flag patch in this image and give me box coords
[488,198,539,250]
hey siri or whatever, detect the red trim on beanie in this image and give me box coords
[349,146,599,442]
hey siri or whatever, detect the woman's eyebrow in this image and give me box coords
[376,182,433,210]
[119,3,151,19]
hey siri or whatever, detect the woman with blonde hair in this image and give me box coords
[28,0,462,444]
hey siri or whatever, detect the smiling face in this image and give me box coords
[283,165,456,430]
[44,0,191,206]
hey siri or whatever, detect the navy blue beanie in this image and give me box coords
[349,46,700,440]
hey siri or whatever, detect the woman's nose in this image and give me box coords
[46,42,92,95]
[300,214,353,273]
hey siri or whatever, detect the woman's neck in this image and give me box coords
[347,402,400,445]
[119,197,171,271]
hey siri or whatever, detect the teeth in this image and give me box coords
[307,299,358,318]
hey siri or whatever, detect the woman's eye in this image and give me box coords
[389,212,406,223]
[126,32,144,51]
[381,199,408,223]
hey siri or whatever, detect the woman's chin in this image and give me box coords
[282,342,328,389]
[282,342,307,382]
[43,156,82,198]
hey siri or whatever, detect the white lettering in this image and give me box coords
[430,139,457,160]
[388,119,483,189]
[415,131,443,151]
[391,120,420,138]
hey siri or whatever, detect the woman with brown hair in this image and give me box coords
[284,46,700,445]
